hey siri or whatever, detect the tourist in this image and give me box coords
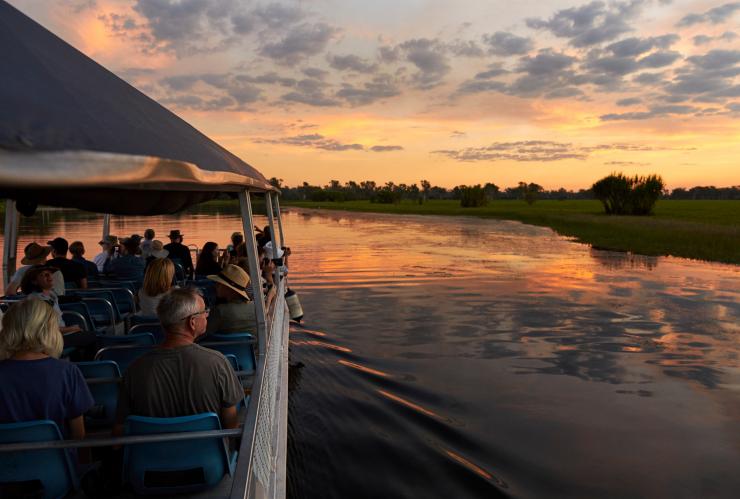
[104,237,145,282]
[195,242,224,277]
[261,257,277,310]
[164,230,193,278]
[4,242,64,296]
[205,264,258,335]
[47,237,88,289]
[21,266,81,334]
[114,288,243,431]
[69,241,99,279]
[137,258,176,318]
[145,240,169,268]
[93,235,119,273]
[227,232,243,258]
[140,229,155,259]
[0,299,94,439]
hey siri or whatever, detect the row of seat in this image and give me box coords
[0,413,238,498]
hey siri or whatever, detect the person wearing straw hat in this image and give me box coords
[4,242,64,296]
[204,264,257,336]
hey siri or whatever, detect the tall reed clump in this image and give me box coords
[592,173,664,215]
[459,185,488,207]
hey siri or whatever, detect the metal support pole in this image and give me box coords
[2,199,18,289]
[273,195,285,251]
[102,214,111,240]
[265,192,280,288]
[239,190,267,355]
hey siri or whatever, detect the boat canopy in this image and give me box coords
[0,1,275,216]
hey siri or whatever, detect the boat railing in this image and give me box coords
[229,276,288,499]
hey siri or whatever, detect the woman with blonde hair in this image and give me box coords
[0,299,94,439]
[137,257,176,317]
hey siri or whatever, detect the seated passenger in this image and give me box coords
[137,258,176,318]
[145,240,169,268]
[261,257,277,311]
[0,299,94,440]
[114,288,243,431]
[164,230,193,278]
[140,229,156,259]
[47,237,88,289]
[205,265,258,335]
[93,235,119,273]
[227,232,243,258]
[195,242,224,277]
[5,242,64,296]
[21,266,81,335]
[69,241,99,279]
[104,237,145,282]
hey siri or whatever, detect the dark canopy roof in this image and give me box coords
[0,1,274,215]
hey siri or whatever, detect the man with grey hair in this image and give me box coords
[114,288,243,432]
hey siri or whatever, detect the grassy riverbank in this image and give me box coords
[282,199,740,264]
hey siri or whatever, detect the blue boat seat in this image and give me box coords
[76,361,121,427]
[123,413,236,495]
[204,333,255,374]
[97,332,156,347]
[128,322,164,343]
[95,344,154,372]
[0,420,78,499]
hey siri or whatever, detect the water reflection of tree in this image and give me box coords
[589,248,659,271]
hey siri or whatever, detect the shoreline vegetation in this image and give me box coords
[279,199,740,265]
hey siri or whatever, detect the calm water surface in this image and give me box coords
[2,206,739,498]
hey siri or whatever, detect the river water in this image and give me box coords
[2,205,739,498]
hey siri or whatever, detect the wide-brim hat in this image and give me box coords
[207,264,251,300]
[150,249,169,258]
[168,230,183,239]
[21,243,52,265]
[99,235,118,245]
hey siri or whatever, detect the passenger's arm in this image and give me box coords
[4,278,19,295]
[79,277,88,289]
[68,415,86,440]
[220,405,239,429]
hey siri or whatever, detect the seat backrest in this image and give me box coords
[76,361,121,428]
[68,290,121,323]
[95,345,154,372]
[128,323,164,344]
[97,333,156,347]
[203,334,255,374]
[80,297,117,327]
[0,420,78,499]
[88,288,136,316]
[123,413,234,495]
[59,301,95,331]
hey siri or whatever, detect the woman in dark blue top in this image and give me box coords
[0,299,94,439]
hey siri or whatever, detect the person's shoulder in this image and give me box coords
[189,344,231,366]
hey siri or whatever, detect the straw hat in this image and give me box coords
[150,240,169,258]
[21,242,51,265]
[207,264,251,300]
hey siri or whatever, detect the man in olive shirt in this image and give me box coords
[114,288,243,431]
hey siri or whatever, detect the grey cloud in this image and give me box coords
[544,87,584,99]
[604,160,649,166]
[281,78,339,107]
[483,31,534,56]
[378,46,401,63]
[677,2,740,27]
[638,50,681,68]
[260,22,340,65]
[600,103,699,120]
[160,94,236,111]
[586,54,638,76]
[474,66,509,79]
[335,75,401,106]
[728,102,740,112]
[632,72,664,84]
[302,67,329,79]
[253,3,304,29]
[517,50,577,75]
[692,35,713,46]
[328,54,378,73]
[63,0,97,13]
[606,34,679,57]
[255,133,364,151]
[370,145,404,152]
[448,40,486,57]
[526,1,644,47]
[616,97,641,106]
[720,31,739,42]
[243,72,297,87]
[454,79,507,96]
[398,38,451,89]
[686,49,740,70]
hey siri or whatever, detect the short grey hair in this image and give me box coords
[157,288,202,328]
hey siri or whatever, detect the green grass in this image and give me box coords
[281,199,740,265]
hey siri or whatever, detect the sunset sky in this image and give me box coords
[9,0,740,190]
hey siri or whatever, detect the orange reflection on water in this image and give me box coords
[338,360,390,377]
[377,389,440,419]
[297,328,328,337]
[444,449,494,480]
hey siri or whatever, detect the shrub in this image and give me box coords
[519,182,544,205]
[459,185,487,207]
[592,173,664,215]
[310,190,345,202]
[371,189,401,204]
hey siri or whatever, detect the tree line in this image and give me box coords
[268,178,740,203]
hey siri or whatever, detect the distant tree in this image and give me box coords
[420,179,431,204]
[459,185,487,207]
[518,182,543,205]
[592,173,664,215]
[483,182,499,200]
[269,177,283,189]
